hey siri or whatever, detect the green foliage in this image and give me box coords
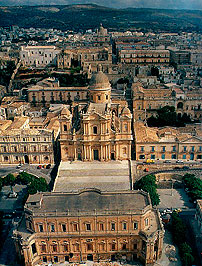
[134,174,160,206]
[182,173,202,201]
[147,106,192,127]
[171,213,195,266]
[27,177,48,195]
[0,178,2,192]
[16,172,33,185]
[3,173,16,186]
[171,212,186,244]
[182,252,194,266]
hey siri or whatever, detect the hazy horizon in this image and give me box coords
[0,0,202,10]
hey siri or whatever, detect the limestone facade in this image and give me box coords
[119,50,170,65]
[132,81,202,122]
[28,85,88,106]
[14,189,164,266]
[0,117,55,165]
[20,46,60,67]
[134,122,202,161]
[57,46,112,74]
[59,69,132,161]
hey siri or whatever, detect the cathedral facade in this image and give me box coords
[59,68,132,161]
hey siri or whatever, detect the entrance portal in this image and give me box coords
[24,155,29,164]
[93,150,99,160]
[87,254,93,261]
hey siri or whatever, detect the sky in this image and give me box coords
[0,0,202,10]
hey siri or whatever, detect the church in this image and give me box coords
[59,66,133,161]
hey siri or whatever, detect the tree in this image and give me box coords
[27,177,48,195]
[0,178,3,192]
[3,174,16,193]
[182,252,194,266]
[134,174,160,206]
[16,172,33,185]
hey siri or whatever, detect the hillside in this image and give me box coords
[0,4,201,32]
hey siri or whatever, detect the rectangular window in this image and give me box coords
[100,223,104,231]
[62,224,66,232]
[183,154,186,159]
[111,223,115,231]
[161,154,165,159]
[151,154,155,159]
[86,223,91,231]
[51,224,55,232]
[183,146,187,152]
[199,146,202,152]
[191,146,195,152]
[73,223,78,231]
[87,243,93,251]
[122,244,127,250]
[123,222,127,230]
[133,222,138,230]
[39,224,43,232]
[111,243,116,251]
[140,146,144,152]
[64,244,68,252]
[162,146,166,152]
[52,244,57,252]
[173,146,176,152]
[54,256,58,262]
[41,244,46,253]
[172,154,176,159]
[31,243,37,255]
[43,256,47,262]
[133,243,137,250]
[151,146,155,152]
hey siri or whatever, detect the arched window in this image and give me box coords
[93,126,97,134]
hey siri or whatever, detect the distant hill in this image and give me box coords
[0,4,201,32]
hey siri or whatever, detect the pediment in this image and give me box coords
[180,136,202,143]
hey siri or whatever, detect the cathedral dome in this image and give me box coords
[89,65,110,90]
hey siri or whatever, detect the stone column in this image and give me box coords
[101,145,103,161]
[89,146,92,161]
[74,146,77,160]
[84,146,86,160]
[108,145,111,160]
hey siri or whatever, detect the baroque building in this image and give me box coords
[59,67,133,161]
[0,117,56,165]
[14,189,164,266]
[134,121,202,161]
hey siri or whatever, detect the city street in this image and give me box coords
[0,164,53,183]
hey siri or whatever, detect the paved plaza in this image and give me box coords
[157,188,193,210]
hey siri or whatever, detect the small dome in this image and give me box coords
[121,106,131,116]
[61,107,71,117]
[89,66,110,90]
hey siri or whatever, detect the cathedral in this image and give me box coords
[59,66,133,161]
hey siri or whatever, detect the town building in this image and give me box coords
[14,189,164,266]
[59,67,132,161]
[0,117,55,165]
[27,84,89,106]
[132,81,202,122]
[118,49,170,65]
[57,46,112,74]
[134,121,202,161]
[20,46,61,67]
